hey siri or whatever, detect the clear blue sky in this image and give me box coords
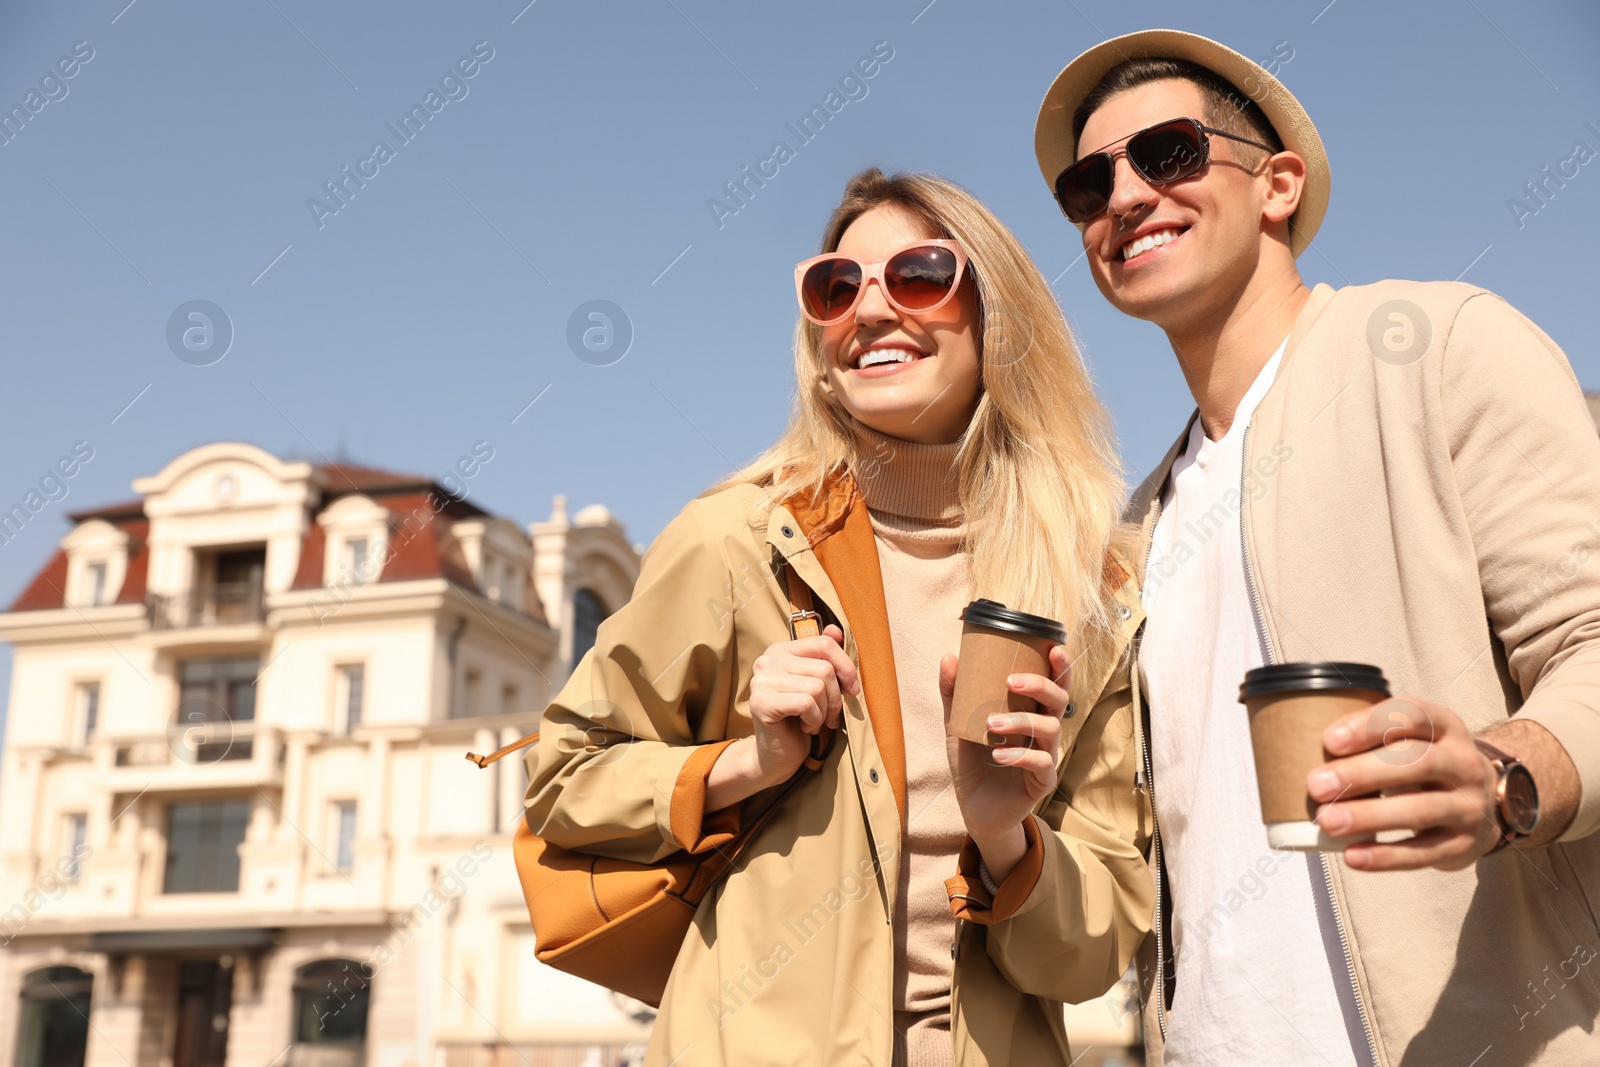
[1,0,1596,730]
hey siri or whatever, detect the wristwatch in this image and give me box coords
[1474,740,1540,854]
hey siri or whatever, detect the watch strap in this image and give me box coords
[1474,738,1526,853]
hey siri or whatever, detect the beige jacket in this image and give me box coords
[524,474,1155,1066]
[1128,280,1600,1066]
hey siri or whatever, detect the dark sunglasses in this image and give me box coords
[1053,116,1279,223]
[794,239,968,326]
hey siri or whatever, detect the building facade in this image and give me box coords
[0,443,651,1067]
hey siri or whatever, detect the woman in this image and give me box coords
[524,168,1152,1066]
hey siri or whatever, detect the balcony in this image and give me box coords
[147,582,265,630]
[105,721,284,792]
[115,722,254,767]
[145,584,271,650]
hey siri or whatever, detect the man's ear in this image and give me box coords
[1262,149,1307,227]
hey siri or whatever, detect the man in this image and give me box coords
[1032,29,1600,1067]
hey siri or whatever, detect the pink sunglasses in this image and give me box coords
[794,239,969,326]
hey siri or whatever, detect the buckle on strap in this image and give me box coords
[789,608,822,640]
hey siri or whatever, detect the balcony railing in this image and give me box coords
[114,720,259,767]
[147,583,265,630]
[104,723,286,792]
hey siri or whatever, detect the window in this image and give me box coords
[61,814,87,883]
[175,657,257,763]
[15,967,93,1067]
[317,497,390,593]
[73,682,100,747]
[291,959,371,1064]
[336,666,365,733]
[340,538,370,587]
[162,800,250,893]
[177,657,258,724]
[86,563,107,607]
[329,801,357,873]
[485,558,520,608]
[462,669,483,718]
[501,682,519,717]
[571,588,609,665]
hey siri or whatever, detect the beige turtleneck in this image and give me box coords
[851,422,970,1067]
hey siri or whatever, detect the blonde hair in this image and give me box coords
[715,168,1124,655]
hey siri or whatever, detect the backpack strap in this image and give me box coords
[466,731,539,768]
[777,554,835,771]
[783,557,823,640]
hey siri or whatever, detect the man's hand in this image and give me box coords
[940,645,1073,884]
[1307,697,1501,871]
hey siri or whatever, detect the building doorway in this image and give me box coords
[202,547,266,624]
[14,967,92,1067]
[172,959,234,1067]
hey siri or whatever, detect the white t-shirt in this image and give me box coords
[1138,339,1369,1067]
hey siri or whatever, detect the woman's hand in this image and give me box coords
[940,645,1072,884]
[707,624,860,811]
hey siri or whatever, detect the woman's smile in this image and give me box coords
[850,340,933,377]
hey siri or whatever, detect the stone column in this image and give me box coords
[355,734,393,906]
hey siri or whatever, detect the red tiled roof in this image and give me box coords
[378,492,479,587]
[287,491,482,592]
[7,460,544,622]
[115,520,149,605]
[288,521,328,591]
[317,463,434,494]
[8,548,68,611]
[6,518,149,612]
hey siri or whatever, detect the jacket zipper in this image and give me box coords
[1136,494,1167,1043]
[1238,423,1381,1067]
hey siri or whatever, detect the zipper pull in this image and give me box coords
[1135,767,1149,796]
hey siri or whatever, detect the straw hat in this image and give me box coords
[1034,29,1328,257]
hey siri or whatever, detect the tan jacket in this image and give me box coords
[524,474,1155,1066]
[1128,280,1600,1066]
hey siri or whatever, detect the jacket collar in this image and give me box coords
[1124,411,1199,589]
[778,468,859,547]
[1283,282,1338,369]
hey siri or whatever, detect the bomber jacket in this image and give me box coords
[1128,280,1600,1066]
[524,473,1155,1066]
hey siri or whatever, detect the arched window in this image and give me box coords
[289,959,372,1067]
[571,588,609,666]
[15,966,92,1067]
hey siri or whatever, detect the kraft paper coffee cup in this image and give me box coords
[1239,662,1391,851]
[949,599,1066,745]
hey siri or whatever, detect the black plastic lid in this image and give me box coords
[1239,661,1390,701]
[959,598,1066,644]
